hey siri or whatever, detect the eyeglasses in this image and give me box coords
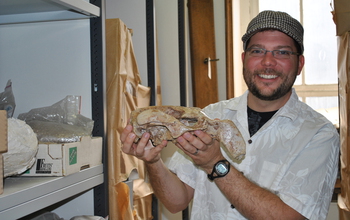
[245,47,300,59]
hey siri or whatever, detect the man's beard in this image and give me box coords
[243,68,297,101]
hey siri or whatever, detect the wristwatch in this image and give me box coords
[207,159,230,180]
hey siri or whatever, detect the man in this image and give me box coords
[121,10,339,220]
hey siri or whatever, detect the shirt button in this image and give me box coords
[248,139,252,144]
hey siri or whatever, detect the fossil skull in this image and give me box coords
[130,106,246,161]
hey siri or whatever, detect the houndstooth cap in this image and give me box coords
[242,10,304,54]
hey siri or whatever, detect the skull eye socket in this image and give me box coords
[179,118,198,127]
[164,108,184,118]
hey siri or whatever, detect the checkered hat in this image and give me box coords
[242,10,304,54]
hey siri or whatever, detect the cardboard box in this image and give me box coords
[0,111,7,154]
[22,136,102,176]
[0,155,3,195]
[0,110,8,195]
[334,0,350,36]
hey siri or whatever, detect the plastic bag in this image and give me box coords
[0,79,16,118]
[31,212,64,220]
[18,95,94,143]
[70,215,108,220]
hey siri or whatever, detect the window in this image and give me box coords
[259,0,338,125]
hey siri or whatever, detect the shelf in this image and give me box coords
[0,164,104,219]
[0,0,100,25]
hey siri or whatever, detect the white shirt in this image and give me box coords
[168,89,339,220]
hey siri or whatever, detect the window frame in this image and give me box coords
[257,0,339,108]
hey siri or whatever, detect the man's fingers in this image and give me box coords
[194,130,214,145]
[120,124,133,142]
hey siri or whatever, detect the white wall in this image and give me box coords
[0,20,92,118]
[0,19,94,218]
[213,0,227,101]
[327,202,339,220]
[155,0,181,106]
[105,0,148,87]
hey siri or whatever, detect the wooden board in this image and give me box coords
[188,0,218,108]
[225,0,234,99]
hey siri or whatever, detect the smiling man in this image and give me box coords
[121,11,339,220]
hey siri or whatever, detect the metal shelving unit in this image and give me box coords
[0,165,103,219]
[0,0,100,24]
[0,0,107,218]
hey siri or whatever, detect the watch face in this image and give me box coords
[216,162,228,175]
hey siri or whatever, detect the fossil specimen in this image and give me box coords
[130,106,245,161]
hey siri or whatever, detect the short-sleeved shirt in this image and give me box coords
[168,89,339,220]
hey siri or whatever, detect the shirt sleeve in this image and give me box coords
[277,123,339,220]
[167,150,199,189]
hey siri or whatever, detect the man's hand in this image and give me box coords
[120,124,167,164]
[120,124,195,213]
[176,130,225,169]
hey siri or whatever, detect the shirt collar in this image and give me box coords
[277,88,300,121]
[223,88,300,121]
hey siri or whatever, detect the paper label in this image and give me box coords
[69,147,77,165]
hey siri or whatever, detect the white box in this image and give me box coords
[22,136,102,176]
